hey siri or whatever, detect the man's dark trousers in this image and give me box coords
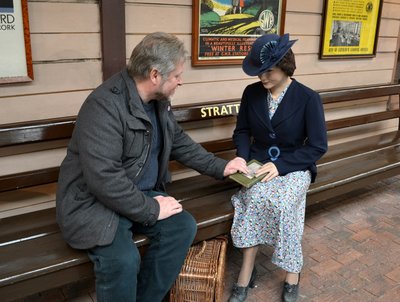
[87,196,197,302]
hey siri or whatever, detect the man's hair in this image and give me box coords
[276,49,296,77]
[127,32,186,80]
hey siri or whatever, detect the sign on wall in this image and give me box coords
[0,0,33,84]
[319,0,382,59]
[192,0,286,66]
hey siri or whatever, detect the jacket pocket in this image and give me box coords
[74,182,93,202]
[124,119,148,158]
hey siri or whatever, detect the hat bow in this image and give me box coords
[259,34,290,65]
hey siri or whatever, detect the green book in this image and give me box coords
[229,159,266,188]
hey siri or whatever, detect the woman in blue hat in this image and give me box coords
[229,34,328,302]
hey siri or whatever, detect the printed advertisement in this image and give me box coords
[0,0,33,83]
[320,0,382,59]
[192,0,286,66]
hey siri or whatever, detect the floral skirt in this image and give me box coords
[231,171,311,273]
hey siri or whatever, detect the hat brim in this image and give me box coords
[242,39,297,76]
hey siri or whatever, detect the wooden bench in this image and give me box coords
[1,83,399,301]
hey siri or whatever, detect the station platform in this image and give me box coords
[222,175,400,302]
[69,175,399,302]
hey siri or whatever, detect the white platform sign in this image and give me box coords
[0,0,33,83]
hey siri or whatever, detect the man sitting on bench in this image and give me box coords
[56,32,248,302]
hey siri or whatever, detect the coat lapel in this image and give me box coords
[252,84,274,132]
[271,80,303,129]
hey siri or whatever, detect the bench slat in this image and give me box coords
[319,131,400,164]
[327,110,400,131]
[319,84,400,104]
[0,187,240,287]
[0,167,60,193]
[309,145,400,205]
[0,117,76,147]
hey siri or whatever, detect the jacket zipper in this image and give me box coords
[133,128,151,182]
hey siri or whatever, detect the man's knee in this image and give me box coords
[176,210,197,240]
[89,244,141,278]
[159,210,197,245]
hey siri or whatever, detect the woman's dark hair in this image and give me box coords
[276,49,296,77]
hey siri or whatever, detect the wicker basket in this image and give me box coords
[170,236,228,302]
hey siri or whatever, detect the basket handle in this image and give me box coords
[194,240,207,259]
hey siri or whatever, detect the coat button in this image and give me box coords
[111,87,120,94]
[269,132,276,139]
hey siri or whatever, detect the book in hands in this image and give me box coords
[229,159,266,188]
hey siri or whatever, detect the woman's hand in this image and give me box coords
[256,162,279,182]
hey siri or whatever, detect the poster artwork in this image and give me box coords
[197,0,284,61]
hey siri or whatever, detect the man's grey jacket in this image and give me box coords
[56,68,228,249]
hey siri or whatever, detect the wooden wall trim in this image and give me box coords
[100,0,126,81]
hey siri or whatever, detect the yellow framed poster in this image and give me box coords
[319,0,382,59]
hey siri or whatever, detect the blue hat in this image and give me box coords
[242,34,297,76]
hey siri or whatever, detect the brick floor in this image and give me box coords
[222,175,400,302]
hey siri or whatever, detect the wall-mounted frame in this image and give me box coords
[192,0,286,67]
[319,0,382,59]
[0,0,33,84]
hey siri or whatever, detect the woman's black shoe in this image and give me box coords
[228,267,257,302]
[281,273,300,302]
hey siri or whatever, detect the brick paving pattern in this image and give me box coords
[222,175,400,302]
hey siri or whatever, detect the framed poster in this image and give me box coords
[319,0,382,59]
[0,0,33,84]
[192,0,286,66]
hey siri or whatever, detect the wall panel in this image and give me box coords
[31,33,101,62]
[1,0,398,124]
[0,61,102,98]
[286,0,323,13]
[28,2,99,33]
[284,13,322,35]
[0,91,90,123]
[125,3,191,34]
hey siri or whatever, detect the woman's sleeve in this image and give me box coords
[273,92,328,175]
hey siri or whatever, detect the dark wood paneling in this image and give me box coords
[100,0,126,80]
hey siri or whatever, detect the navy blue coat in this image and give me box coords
[233,79,328,183]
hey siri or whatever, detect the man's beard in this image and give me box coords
[154,91,169,101]
[154,85,173,101]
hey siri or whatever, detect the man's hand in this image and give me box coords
[154,195,182,220]
[256,162,279,182]
[223,157,249,176]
